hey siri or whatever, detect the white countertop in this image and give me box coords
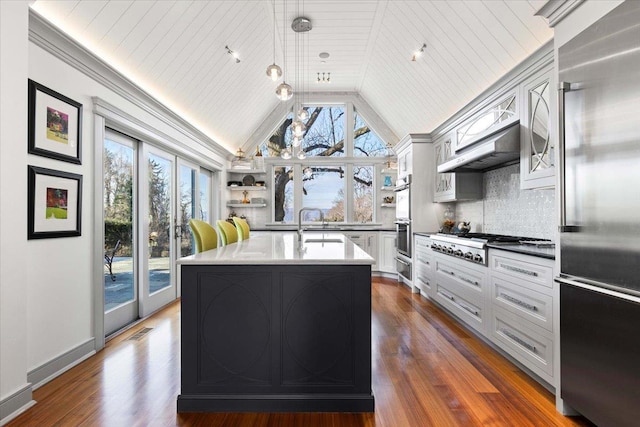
[178,232,375,265]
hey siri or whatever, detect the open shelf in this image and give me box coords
[227,186,266,191]
[381,203,396,208]
[228,169,266,174]
[227,203,267,208]
[380,186,395,191]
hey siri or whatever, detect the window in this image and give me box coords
[353,165,373,223]
[274,165,294,222]
[302,166,345,222]
[354,110,391,157]
[263,102,392,224]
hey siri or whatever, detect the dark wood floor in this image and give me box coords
[9,277,594,426]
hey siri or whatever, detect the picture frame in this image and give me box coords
[28,79,82,164]
[28,165,82,239]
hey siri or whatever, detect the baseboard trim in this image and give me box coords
[0,384,35,426]
[27,338,96,390]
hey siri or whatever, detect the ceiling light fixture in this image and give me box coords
[411,43,427,61]
[316,72,330,83]
[225,45,240,63]
[276,0,293,101]
[266,0,282,81]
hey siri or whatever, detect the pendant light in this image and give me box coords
[276,0,293,101]
[266,1,282,81]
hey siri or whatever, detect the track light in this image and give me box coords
[412,43,427,61]
[225,45,240,63]
[316,72,330,83]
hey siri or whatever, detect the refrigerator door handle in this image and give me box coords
[558,81,571,232]
[557,82,581,233]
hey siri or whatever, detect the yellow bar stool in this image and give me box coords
[217,220,239,246]
[188,219,218,253]
[232,217,250,241]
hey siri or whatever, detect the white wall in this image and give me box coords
[0,0,30,412]
[3,3,227,418]
[26,42,227,370]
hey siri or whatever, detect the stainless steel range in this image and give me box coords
[429,233,535,265]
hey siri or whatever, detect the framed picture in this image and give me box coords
[28,165,82,239]
[28,79,82,164]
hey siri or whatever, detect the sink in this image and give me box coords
[304,238,343,243]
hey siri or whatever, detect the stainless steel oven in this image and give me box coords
[395,220,411,258]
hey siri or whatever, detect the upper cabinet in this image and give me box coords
[454,91,519,153]
[520,64,554,189]
[433,131,482,203]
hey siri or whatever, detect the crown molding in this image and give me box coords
[28,8,231,159]
[535,0,585,27]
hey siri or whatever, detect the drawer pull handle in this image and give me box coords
[459,302,479,316]
[418,277,430,286]
[417,257,430,265]
[502,264,538,277]
[500,293,537,311]
[441,268,455,276]
[440,291,455,301]
[501,328,536,353]
[460,276,480,287]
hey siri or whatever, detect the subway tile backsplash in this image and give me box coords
[456,164,556,240]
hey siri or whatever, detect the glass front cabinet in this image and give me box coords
[433,130,482,203]
[520,64,554,189]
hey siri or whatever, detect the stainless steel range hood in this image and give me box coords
[437,118,520,173]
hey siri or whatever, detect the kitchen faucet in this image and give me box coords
[297,208,325,243]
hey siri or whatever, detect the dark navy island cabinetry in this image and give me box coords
[177,232,375,413]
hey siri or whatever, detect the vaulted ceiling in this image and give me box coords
[31,0,552,154]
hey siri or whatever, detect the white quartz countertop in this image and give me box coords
[178,232,375,265]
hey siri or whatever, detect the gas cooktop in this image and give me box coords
[429,233,551,265]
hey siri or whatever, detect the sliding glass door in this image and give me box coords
[141,145,176,317]
[103,132,216,333]
[104,130,137,335]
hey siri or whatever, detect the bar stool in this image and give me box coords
[188,219,218,253]
[232,217,250,241]
[217,220,239,246]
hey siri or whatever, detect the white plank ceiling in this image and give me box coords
[31,0,552,154]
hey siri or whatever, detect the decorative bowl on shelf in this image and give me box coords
[242,175,256,186]
[227,181,242,187]
[255,181,266,187]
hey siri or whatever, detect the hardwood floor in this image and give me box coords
[8,278,594,427]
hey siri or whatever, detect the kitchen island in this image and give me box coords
[177,232,375,413]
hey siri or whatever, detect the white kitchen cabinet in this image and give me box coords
[454,90,519,153]
[433,131,482,202]
[432,252,489,335]
[520,63,555,189]
[344,232,378,271]
[414,235,434,297]
[488,249,556,386]
[378,232,396,274]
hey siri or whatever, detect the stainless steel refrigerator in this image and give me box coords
[557,2,640,426]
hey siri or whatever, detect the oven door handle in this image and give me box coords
[395,257,410,266]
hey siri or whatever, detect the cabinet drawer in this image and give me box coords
[415,236,431,250]
[491,306,553,383]
[490,252,553,289]
[491,276,553,332]
[415,269,433,294]
[435,258,485,295]
[414,251,432,269]
[436,283,484,332]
